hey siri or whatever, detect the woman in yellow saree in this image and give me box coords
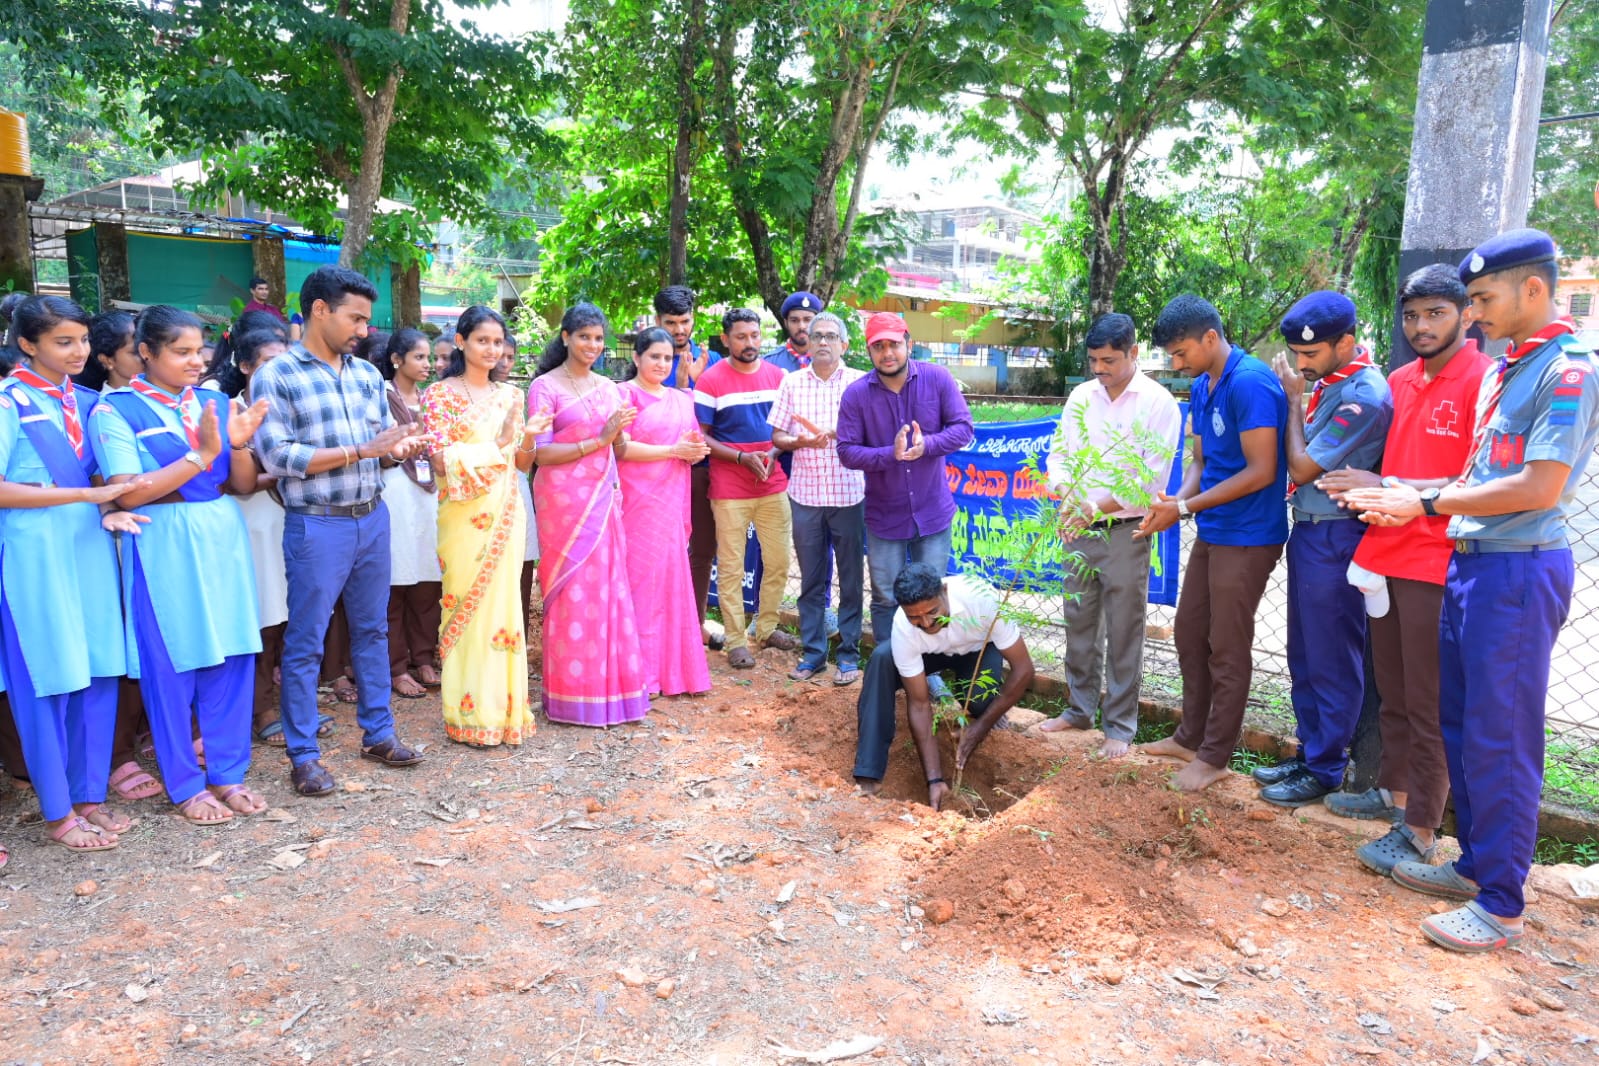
[420,306,550,746]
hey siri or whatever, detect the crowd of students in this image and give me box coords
[0,230,1594,962]
[0,268,731,866]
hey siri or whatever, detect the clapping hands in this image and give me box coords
[893,421,925,461]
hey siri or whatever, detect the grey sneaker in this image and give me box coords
[1325,787,1404,823]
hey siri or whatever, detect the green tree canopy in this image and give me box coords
[4,0,560,268]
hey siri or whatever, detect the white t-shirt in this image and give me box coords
[891,574,1022,678]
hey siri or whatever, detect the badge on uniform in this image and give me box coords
[13,391,31,408]
[1551,367,1587,427]
[1212,409,1225,435]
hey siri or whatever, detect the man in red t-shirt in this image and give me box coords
[1315,264,1491,874]
[694,308,801,668]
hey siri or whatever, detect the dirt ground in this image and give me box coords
[1,645,1596,1066]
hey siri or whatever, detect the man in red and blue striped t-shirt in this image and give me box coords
[695,308,801,669]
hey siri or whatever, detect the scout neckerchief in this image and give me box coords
[10,366,85,457]
[130,375,202,449]
[1458,318,1575,483]
[1303,345,1374,423]
[782,341,811,370]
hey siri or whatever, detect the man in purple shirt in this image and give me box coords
[837,312,975,641]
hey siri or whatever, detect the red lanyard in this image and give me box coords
[10,367,84,457]
[1459,319,1575,482]
[130,376,202,449]
[1304,346,1373,423]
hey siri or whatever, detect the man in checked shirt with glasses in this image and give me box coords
[252,266,430,797]
[768,310,867,685]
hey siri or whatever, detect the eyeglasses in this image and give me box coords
[810,331,843,345]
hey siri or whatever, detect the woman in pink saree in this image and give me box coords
[528,303,651,726]
[618,329,712,696]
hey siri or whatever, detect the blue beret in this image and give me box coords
[1279,290,1357,344]
[1459,228,1557,285]
[780,292,823,318]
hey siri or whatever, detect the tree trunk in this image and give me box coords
[825,39,913,302]
[709,17,785,316]
[666,0,705,287]
[1081,145,1134,317]
[333,0,412,269]
[794,56,874,297]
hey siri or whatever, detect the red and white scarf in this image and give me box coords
[1303,345,1374,423]
[1459,319,1575,482]
[11,367,84,457]
[130,376,202,449]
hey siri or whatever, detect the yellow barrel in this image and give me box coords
[0,110,32,177]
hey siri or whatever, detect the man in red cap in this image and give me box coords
[837,312,975,643]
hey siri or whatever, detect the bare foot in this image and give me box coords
[1172,759,1230,792]
[1096,738,1131,760]
[853,776,881,797]
[1039,715,1089,734]
[415,663,441,687]
[1141,736,1196,762]
[392,672,426,698]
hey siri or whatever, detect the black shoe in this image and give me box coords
[1259,768,1334,808]
[1251,757,1305,786]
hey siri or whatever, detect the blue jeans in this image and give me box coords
[281,506,398,766]
[791,500,865,669]
[865,526,953,642]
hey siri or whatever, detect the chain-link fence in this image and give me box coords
[773,453,1599,817]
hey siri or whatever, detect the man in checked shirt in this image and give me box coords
[252,267,430,797]
[768,310,867,685]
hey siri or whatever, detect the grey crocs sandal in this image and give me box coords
[1357,825,1436,876]
[1421,901,1524,953]
[1325,787,1404,822]
[1392,859,1479,901]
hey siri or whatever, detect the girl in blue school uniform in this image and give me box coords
[0,295,148,853]
[91,305,272,825]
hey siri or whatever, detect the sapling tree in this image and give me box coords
[943,404,1176,806]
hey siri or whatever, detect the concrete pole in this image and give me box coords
[1347,0,1553,794]
[1391,0,1552,369]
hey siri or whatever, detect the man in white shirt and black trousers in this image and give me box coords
[852,563,1035,811]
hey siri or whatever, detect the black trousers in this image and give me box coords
[852,640,1004,781]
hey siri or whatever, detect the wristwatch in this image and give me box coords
[1419,487,1441,516]
[183,449,205,469]
[1176,497,1192,519]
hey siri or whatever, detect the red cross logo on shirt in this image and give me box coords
[1429,399,1460,437]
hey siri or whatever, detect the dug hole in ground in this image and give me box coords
[0,640,1594,1065]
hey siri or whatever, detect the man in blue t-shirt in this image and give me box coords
[1255,291,1392,808]
[1344,229,1599,954]
[1137,294,1288,793]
